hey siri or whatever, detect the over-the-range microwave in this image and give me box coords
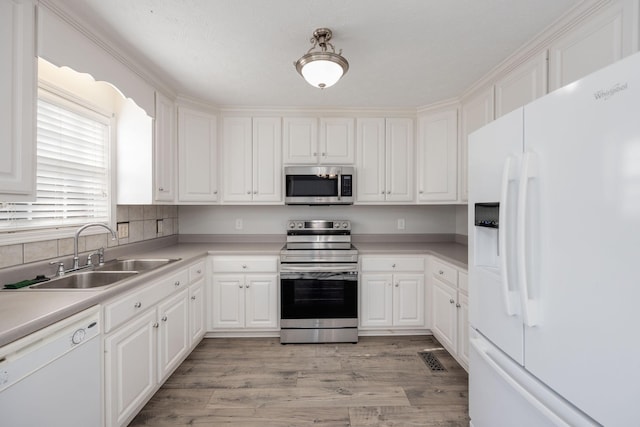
[284,166,354,205]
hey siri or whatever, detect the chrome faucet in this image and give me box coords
[73,223,117,269]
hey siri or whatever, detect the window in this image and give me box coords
[0,87,112,232]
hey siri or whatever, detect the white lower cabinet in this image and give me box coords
[103,259,206,427]
[429,257,468,370]
[210,256,279,332]
[360,256,426,331]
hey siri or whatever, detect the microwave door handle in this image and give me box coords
[337,172,342,200]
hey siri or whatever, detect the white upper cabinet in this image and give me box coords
[356,118,414,203]
[222,116,282,203]
[154,91,177,203]
[460,88,494,202]
[417,109,458,202]
[319,118,355,164]
[283,117,354,165]
[177,106,218,203]
[549,0,639,91]
[0,0,36,201]
[495,51,548,118]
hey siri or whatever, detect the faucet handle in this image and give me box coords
[49,261,66,277]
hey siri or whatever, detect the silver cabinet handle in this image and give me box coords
[191,295,196,300]
[134,302,142,308]
[456,303,461,308]
[162,315,168,322]
[174,281,180,287]
[449,299,455,304]
[153,322,159,328]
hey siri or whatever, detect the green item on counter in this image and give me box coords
[4,275,50,289]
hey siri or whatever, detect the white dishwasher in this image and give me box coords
[0,306,102,427]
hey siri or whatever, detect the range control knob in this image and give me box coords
[333,222,340,228]
[342,222,349,228]
[288,222,295,228]
[71,328,86,345]
[296,222,303,229]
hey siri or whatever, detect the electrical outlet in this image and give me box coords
[156,219,163,235]
[117,222,129,239]
[235,218,243,230]
[397,218,405,230]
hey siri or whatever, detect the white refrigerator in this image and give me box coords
[468,51,640,427]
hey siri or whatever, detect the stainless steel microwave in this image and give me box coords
[284,166,354,205]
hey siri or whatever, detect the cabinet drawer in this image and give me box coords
[361,256,425,272]
[189,260,206,283]
[104,269,189,333]
[431,258,458,286]
[211,257,278,273]
[458,271,468,293]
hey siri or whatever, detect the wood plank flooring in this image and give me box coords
[129,336,469,426]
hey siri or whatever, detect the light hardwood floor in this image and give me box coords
[129,335,469,426]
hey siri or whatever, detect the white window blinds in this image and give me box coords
[0,90,111,231]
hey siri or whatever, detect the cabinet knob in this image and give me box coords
[387,191,391,194]
[456,303,461,308]
[159,187,164,191]
[174,281,181,287]
[439,270,444,275]
[253,191,258,194]
[162,315,168,322]
[239,285,244,288]
[214,190,218,195]
[449,299,455,304]
[419,190,424,194]
[191,295,197,300]
[196,269,202,274]
[153,322,159,328]
[134,302,142,308]
[313,152,318,157]
[395,283,399,287]
[321,152,326,157]
[392,263,396,268]
[242,264,247,269]
[247,191,251,195]
[246,284,250,288]
[381,191,385,194]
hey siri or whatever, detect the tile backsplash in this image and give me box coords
[0,205,178,269]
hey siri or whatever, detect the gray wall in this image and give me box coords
[179,205,458,235]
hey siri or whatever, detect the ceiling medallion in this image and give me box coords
[294,28,349,89]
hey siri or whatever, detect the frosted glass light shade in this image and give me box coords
[295,51,349,89]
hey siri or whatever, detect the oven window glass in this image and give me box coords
[281,278,357,319]
[286,175,338,197]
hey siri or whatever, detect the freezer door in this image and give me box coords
[520,52,640,426]
[469,330,599,427]
[468,108,524,364]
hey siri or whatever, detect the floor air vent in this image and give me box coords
[418,351,447,372]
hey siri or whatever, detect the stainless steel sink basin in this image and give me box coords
[30,271,139,289]
[94,258,180,272]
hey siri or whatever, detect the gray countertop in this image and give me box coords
[0,240,467,347]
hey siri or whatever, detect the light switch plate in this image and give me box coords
[117,222,129,239]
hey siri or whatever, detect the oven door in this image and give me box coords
[280,267,358,325]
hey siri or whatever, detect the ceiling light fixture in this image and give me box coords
[294,28,349,89]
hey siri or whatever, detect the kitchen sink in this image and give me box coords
[94,258,180,272]
[30,271,139,289]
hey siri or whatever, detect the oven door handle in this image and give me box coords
[280,263,358,273]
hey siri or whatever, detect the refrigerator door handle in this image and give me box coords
[499,156,517,316]
[517,151,539,327]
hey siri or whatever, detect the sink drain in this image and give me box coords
[418,351,447,372]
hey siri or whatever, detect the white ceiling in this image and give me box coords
[57,0,583,109]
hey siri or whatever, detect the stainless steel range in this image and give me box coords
[280,219,358,344]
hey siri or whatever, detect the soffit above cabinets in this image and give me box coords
[51,0,582,109]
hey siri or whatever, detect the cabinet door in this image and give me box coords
[0,0,36,201]
[283,117,317,164]
[431,278,457,351]
[104,310,157,427]
[460,89,494,201]
[157,289,190,381]
[211,275,245,328]
[319,117,355,164]
[222,116,253,202]
[495,52,548,118]
[393,274,425,327]
[189,278,206,344]
[385,118,414,202]
[178,106,218,202]
[356,118,386,202]
[457,293,469,368]
[549,0,638,91]
[417,110,458,202]
[253,117,282,202]
[360,273,393,327]
[245,274,278,328]
[154,91,176,202]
